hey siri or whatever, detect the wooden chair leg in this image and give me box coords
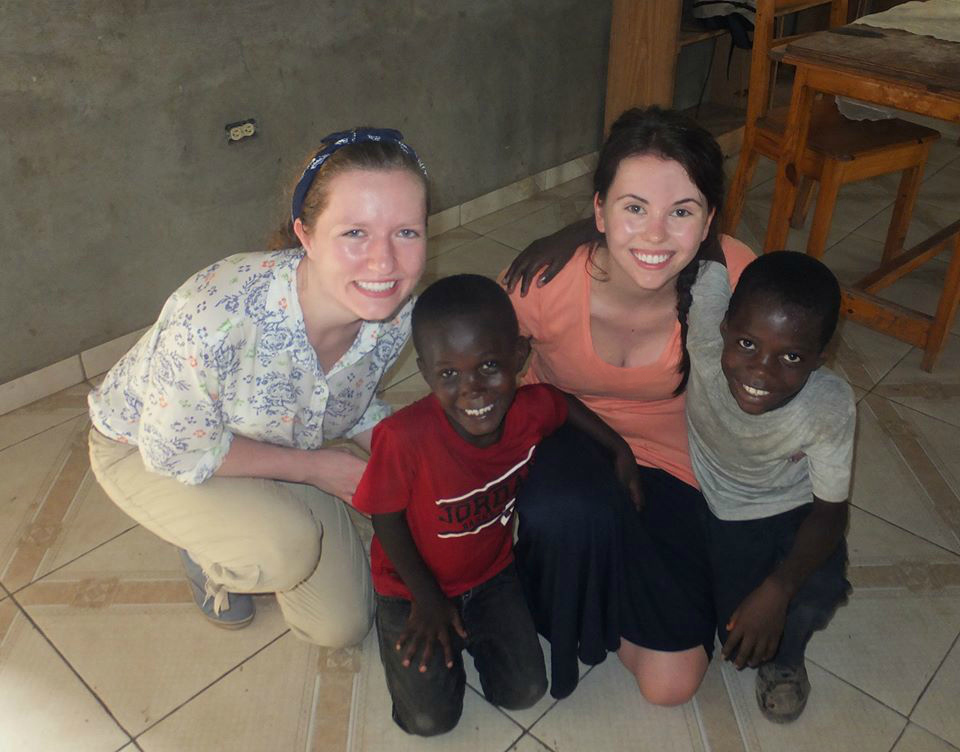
[790,177,816,229]
[883,155,928,264]
[921,230,960,371]
[724,139,759,237]
[805,160,842,259]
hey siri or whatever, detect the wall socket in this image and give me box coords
[226,119,257,143]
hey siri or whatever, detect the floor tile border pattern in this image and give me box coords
[1,418,104,594]
[862,394,960,551]
[0,152,598,418]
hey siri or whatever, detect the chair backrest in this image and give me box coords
[745,0,850,125]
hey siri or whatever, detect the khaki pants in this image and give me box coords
[88,429,373,647]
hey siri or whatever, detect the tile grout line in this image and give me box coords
[905,627,960,720]
[0,409,91,454]
[6,589,138,745]
[849,503,960,560]
[806,655,909,721]
[130,627,292,743]
[9,523,140,597]
[886,724,908,752]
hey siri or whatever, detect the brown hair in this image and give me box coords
[269,140,430,250]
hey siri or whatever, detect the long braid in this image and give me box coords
[673,259,699,396]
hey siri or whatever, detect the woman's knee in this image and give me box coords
[277,584,374,648]
[252,514,322,591]
[619,642,708,706]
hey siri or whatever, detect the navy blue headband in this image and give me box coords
[290,127,427,223]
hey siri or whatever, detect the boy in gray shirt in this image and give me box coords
[686,251,855,723]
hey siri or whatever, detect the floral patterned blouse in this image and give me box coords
[89,248,412,485]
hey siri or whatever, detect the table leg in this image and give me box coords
[765,66,816,252]
[921,231,960,372]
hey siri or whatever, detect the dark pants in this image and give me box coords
[516,424,850,699]
[375,563,547,737]
[701,501,851,668]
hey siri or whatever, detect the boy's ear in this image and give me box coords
[415,356,424,373]
[515,337,531,372]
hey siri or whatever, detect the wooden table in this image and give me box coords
[764,22,960,370]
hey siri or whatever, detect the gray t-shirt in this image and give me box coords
[685,262,856,521]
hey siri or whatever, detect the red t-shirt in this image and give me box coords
[353,384,568,599]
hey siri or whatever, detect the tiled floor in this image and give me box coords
[2,138,960,752]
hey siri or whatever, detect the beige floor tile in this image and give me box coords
[0,382,90,452]
[484,198,594,254]
[426,226,480,260]
[528,656,706,752]
[137,632,361,752]
[463,196,558,236]
[380,343,420,391]
[508,734,554,752]
[723,153,779,192]
[17,526,288,735]
[538,173,593,202]
[875,335,960,429]
[851,397,960,554]
[824,318,913,391]
[1,416,135,592]
[693,656,750,752]
[925,139,960,171]
[856,203,959,260]
[380,372,430,412]
[461,177,541,226]
[893,723,960,752]
[418,236,522,290]
[737,175,897,256]
[911,639,960,749]
[0,598,131,752]
[346,629,525,751]
[463,634,592,731]
[807,554,960,714]
[721,660,905,751]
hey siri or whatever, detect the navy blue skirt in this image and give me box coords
[515,424,715,699]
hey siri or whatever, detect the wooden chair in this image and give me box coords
[724,0,940,260]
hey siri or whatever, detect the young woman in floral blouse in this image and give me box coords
[88,129,429,644]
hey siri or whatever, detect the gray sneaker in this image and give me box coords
[178,548,255,629]
[755,662,810,723]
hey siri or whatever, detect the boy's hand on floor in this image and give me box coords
[396,598,467,673]
[722,577,790,669]
[614,449,644,511]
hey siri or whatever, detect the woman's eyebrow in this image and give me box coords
[614,194,703,206]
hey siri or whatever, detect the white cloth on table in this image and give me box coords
[838,0,960,120]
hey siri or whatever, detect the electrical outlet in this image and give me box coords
[226,119,257,143]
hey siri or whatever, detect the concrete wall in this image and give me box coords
[1,0,611,384]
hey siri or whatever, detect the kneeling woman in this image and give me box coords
[504,107,754,701]
[88,129,428,646]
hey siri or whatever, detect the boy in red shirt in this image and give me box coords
[353,274,641,736]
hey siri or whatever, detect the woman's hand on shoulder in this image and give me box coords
[303,448,368,503]
[503,218,601,296]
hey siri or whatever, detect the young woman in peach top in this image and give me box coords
[504,107,754,702]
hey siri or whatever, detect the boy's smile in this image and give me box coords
[417,315,529,448]
[720,298,826,415]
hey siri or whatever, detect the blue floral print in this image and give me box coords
[89,248,411,485]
